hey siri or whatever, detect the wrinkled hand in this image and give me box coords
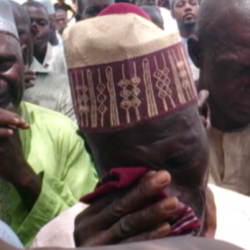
[74,171,181,246]
[24,69,36,89]
[0,108,41,209]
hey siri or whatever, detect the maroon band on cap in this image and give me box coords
[68,42,197,133]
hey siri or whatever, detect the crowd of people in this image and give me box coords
[0,0,249,249]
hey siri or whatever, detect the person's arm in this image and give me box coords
[15,116,97,246]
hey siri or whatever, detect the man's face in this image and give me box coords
[197,12,250,129]
[25,5,50,51]
[56,10,67,33]
[83,105,209,233]
[0,33,24,110]
[172,0,199,27]
[76,0,114,21]
[11,5,33,66]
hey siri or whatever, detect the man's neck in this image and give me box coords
[34,44,48,65]
[179,24,196,39]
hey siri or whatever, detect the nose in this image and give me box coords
[184,3,192,12]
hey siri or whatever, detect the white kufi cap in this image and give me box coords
[0,0,18,39]
[35,0,55,15]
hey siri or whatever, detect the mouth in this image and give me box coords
[183,13,195,22]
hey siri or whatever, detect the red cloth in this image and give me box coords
[81,167,201,236]
[98,2,150,21]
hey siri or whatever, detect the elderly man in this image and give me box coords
[0,0,96,246]
[29,4,250,250]
[189,0,250,196]
[29,2,211,248]
[10,1,75,122]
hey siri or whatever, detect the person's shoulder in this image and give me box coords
[21,102,76,130]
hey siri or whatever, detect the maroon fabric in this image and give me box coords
[81,167,201,236]
[69,43,197,133]
[98,3,151,20]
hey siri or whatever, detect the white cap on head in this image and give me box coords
[35,0,55,15]
[0,0,18,39]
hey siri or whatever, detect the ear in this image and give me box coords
[21,44,29,70]
[188,35,202,69]
[198,90,210,130]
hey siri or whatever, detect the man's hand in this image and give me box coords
[0,108,41,210]
[74,171,181,246]
[24,69,36,89]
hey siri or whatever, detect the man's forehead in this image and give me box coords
[25,5,49,19]
[0,32,21,55]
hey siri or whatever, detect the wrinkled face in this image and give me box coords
[0,33,24,110]
[172,0,199,27]
[198,9,250,130]
[25,5,50,51]
[56,10,67,33]
[83,105,209,233]
[76,0,114,21]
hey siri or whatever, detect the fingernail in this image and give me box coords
[8,129,13,135]
[153,171,170,185]
[14,118,20,123]
[157,223,171,234]
[162,197,179,210]
[144,171,157,178]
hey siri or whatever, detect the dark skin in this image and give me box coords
[189,0,250,132]
[0,16,212,246]
[171,0,199,38]
[11,1,37,89]
[140,5,164,29]
[76,0,114,21]
[0,32,41,210]
[74,99,210,246]
[56,9,68,34]
[24,5,51,65]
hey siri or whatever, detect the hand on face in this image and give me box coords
[0,108,30,183]
[74,170,181,246]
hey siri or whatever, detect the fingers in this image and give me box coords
[106,197,179,243]
[0,109,29,137]
[122,223,171,243]
[0,128,14,138]
[96,171,171,228]
[25,82,34,89]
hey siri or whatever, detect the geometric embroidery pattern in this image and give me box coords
[68,42,197,132]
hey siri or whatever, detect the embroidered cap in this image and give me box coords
[64,3,197,133]
[0,0,18,39]
[35,0,55,15]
